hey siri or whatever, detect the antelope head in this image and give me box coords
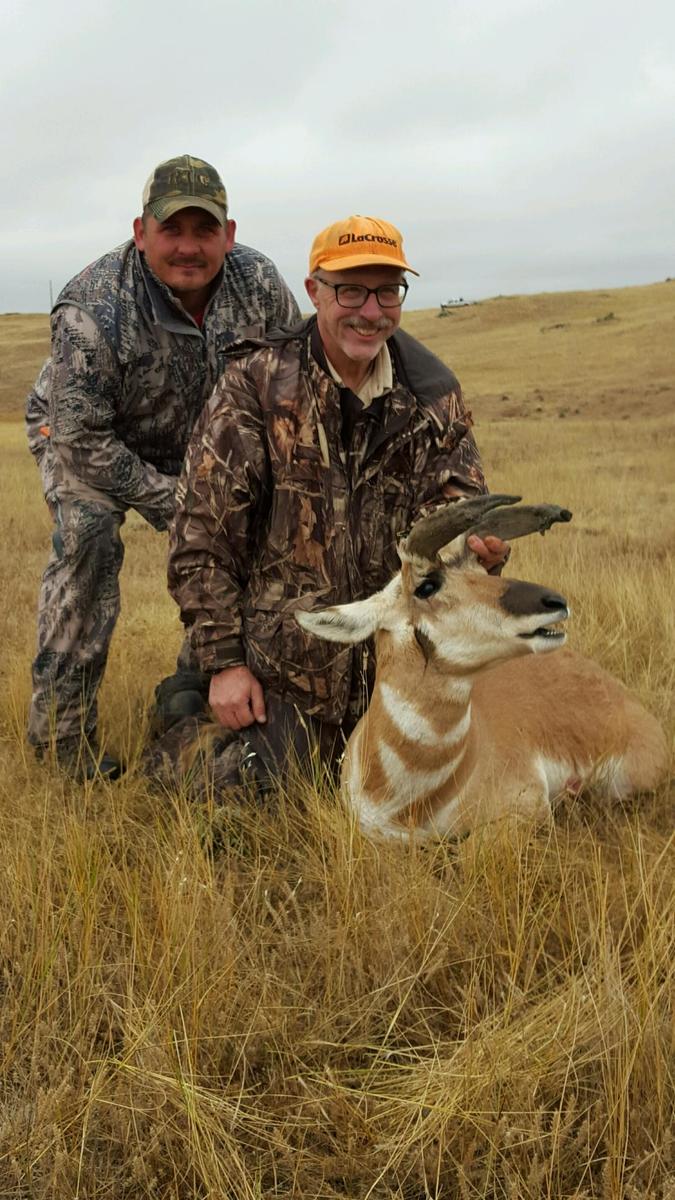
[296,495,573,673]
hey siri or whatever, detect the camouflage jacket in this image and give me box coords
[26,240,300,529]
[168,318,487,725]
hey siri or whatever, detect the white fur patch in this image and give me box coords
[536,755,573,799]
[351,790,401,834]
[379,738,467,798]
[379,682,471,747]
[586,755,631,799]
[414,617,483,681]
[423,794,462,835]
[535,754,630,800]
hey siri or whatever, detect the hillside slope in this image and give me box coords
[403,280,675,422]
[1,280,673,419]
[0,313,50,417]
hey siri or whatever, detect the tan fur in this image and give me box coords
[300,523,669,840]
[349,634,667,839]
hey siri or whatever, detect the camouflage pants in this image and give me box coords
[28,446,183,748]
[142,690,351,801]
[28,481,127,747]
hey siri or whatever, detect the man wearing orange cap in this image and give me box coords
[156,215,505,790]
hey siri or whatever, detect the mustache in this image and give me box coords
[344,317,393,331]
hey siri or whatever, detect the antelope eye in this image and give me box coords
[415,576,441,600]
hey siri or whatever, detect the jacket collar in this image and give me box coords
[261,316,457,408]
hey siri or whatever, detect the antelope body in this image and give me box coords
[296,495,668,839]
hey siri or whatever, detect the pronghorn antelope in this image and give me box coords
[296,495,668,839]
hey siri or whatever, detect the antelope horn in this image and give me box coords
[404,493,521,561]
[469,504,573,543]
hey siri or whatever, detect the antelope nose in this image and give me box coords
[500,580,569,616]
[541,591,567,612]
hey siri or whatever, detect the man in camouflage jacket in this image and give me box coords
[162,215,505,791]
[27,154,300,777]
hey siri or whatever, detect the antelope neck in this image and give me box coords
[363,632,475,767]
[353,638,479,834]
[375,628,475,714]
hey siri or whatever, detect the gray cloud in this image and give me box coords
[1,0,673,313]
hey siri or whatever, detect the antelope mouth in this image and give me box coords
[518,614,568,642]
[519,625,566,641]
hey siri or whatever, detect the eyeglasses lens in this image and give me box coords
[335,284,407,308]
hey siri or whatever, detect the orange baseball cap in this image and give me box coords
[309,215,419,276]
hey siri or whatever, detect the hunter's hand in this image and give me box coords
[208,666,267,731]
[467,534,511,575]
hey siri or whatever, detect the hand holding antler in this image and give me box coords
[467,533,511,574]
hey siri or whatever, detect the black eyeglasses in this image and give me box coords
[315,277,409,309]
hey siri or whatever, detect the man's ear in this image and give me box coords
[304,276,320,310]
[224,218,236,253]
[132,216,145,250]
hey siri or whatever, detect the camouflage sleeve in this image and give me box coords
[168,366,269,673]
[26,358,52,466]
[411,381,487,520]
[26,357,61,511]
[49,305,176,529]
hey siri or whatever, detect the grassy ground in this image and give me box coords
[0,285,673,1197]
[0,312,50,417]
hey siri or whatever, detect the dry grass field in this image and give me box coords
[0,282,673,1198]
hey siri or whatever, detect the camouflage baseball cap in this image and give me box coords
[142,155,228,226]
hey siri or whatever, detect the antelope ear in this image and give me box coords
[296,594,384,644]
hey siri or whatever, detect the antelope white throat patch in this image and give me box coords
[378,739,468,799]
[379,682,471,747]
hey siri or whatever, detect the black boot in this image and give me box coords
[149,671,211,736]
[36,737,123,782]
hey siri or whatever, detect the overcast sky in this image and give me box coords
[1,0,673,312]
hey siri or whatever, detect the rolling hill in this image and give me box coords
[1,279,673,421]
